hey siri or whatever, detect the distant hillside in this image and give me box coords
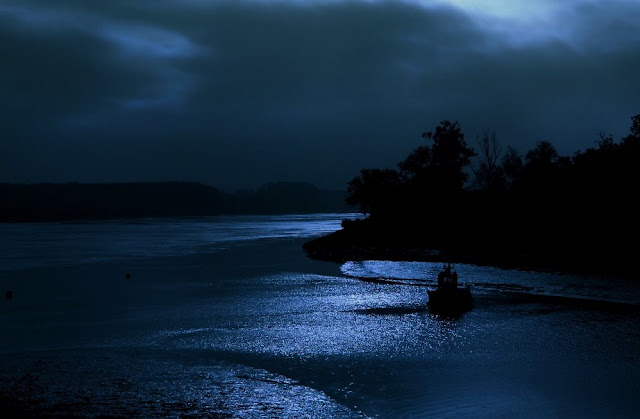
[0,181,354,222]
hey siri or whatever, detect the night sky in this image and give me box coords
[1,0,639,191]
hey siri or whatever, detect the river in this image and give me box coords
[1,214,638,418]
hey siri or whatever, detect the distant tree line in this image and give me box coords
[0,181,353,222]
[232,182,349,214]
[337,113,640,274]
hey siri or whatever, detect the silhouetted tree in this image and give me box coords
[303,112,640,275]
[472,129,505,191]
[423,120,477,193]
[596,131,615,150]
[620,113,640,167]
[346,168,402,217]
[500,147,523,189]
[630,114,640,138]
[525,140,558,168]
[398,145,431,185]
[616,112,640,203]
[397,120,476,197]
[517,140,562,193]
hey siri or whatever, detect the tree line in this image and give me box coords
[0,181,352,221]
[341,114,640,274]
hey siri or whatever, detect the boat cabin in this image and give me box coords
[429,262,473,315]
[437,263,458,289]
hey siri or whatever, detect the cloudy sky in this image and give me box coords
[1,0,639,191]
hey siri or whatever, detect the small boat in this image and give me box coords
[427,263,473,314]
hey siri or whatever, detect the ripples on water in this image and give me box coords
[1,214,639,418]
[0,213,361,270]
[342,259,640,306]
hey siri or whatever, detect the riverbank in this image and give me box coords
[302,219,637,277]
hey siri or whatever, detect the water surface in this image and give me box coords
[1,214,638,418]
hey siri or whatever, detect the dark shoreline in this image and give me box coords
[302,225,637,279]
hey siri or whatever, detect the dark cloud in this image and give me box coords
[1,0,639,190]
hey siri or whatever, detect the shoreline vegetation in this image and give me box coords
[304,114,640,278]
[302,218,634,277]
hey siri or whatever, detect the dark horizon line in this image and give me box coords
[0,180,349,194]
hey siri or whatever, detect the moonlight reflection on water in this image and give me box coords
[1,214,639,418]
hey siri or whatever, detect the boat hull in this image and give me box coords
[427,287,473,314]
